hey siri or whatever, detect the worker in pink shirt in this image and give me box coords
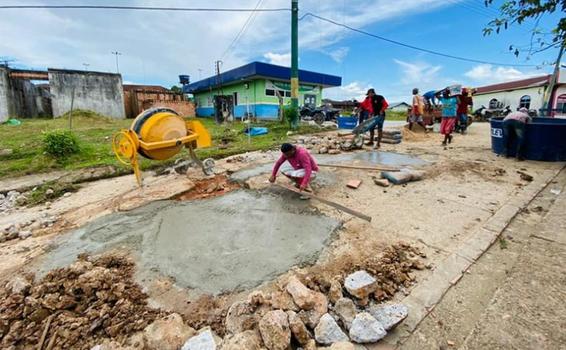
[269,143,319,196]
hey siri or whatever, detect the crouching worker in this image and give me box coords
[269,143,319,198]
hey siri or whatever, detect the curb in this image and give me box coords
[385,164,566,346]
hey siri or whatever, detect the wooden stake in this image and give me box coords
[37,315,54,350]
[45,329,58,350]
[318,163,400,172]
[274,183,372,222]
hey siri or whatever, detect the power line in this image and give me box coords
[299,12,552,68]
[0,5,290,12]
[221,0,265,60]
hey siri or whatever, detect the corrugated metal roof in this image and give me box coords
[184,61,342,93]
[474,75,551,95]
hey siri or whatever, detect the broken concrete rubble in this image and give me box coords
[220,330,263,350]
[314,313,349,345]
[344,270,378,303]
[348,312,386,343]
[286,276,317,310]
[225,301,258,335]
[367,304,408,331]
[258,310,291,350]
[181,328,219,350]
[333,298,357,330]
[287,310,312,345]
[143,313,195,350]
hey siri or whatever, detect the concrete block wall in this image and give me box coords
[48,69,125,119]
[0,67,14,122]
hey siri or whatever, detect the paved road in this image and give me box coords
[400,166,566,350]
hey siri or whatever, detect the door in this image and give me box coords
[304,94,316,108]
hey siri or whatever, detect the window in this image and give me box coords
[265,89,275,96]
[557,94,566,113]
[207,97,212,106]
[233,92,238,106]
[285,91,291,97]
[519,95,531,109]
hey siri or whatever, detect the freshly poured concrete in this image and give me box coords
[38,190,340,294]
[230,151,428,183]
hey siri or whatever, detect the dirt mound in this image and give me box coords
[301,243,426,302]
[0,253,164,350]
[175,175,240,201]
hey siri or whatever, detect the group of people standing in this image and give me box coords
[411,87,474,145]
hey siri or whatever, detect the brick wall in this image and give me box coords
[146,100,195,117]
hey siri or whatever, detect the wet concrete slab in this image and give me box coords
[230,151,429,183]
[37,190,340,294]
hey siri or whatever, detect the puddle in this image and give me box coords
[38,190,340,294]
[230,151,429,183]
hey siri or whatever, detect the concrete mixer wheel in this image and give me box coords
[202,158,215,175]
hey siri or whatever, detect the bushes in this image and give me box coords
[283,105,299,129]
[43,130,80,159]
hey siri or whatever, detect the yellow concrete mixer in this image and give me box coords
[112,108,214,187]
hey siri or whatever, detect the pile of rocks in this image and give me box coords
[0,215,58,243]
[296,136,343,155]
[0,191,24,214]
[215,273,408,350]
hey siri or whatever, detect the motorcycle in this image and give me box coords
[300,104,341,125]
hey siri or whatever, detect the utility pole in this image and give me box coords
[290,0,299,115]
[198,68,203,80]
[542,42,565,117]
[82,63,90,71]
[111,51,122,73]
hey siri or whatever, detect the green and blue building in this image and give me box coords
[183,61,341,119]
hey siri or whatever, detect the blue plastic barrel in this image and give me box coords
[337,116,358,129]
[490,117,566,161]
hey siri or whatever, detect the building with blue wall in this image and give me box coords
[183,61,341,119]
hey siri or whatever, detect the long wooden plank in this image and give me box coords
[274,183,372,222]
[318,163,400,172]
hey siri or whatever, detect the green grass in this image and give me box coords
[0,111,326,180]
[17,181,80,207]
[386,110,409,121]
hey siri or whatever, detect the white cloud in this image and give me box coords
[394,59,443,86]
[263,52,291,66]
[391,59,460,103]
[464,64,539,84]
[324,81,371,101]
[0,0,459,86]
[327,47,350,63]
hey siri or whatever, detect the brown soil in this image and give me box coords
[0,253,164,350]
[298,242,426,303]
[175,175,240,201]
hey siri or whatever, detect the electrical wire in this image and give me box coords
[221,0,265,60]
[299,12,552,68]
[0,5,290,12]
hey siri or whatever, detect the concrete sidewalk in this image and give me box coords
[399,167,566,349]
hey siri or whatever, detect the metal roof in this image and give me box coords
[474,75,551,95]
[184,61,342,93]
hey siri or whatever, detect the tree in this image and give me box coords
[483,0,565,57]
[170,85,182,93]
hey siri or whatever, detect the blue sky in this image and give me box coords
[0,0,561,103]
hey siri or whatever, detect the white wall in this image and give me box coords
[473,86,547,112]
[553,85,566,118]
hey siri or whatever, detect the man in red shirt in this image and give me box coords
[269,143,319,195]
[456,88,473,134]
